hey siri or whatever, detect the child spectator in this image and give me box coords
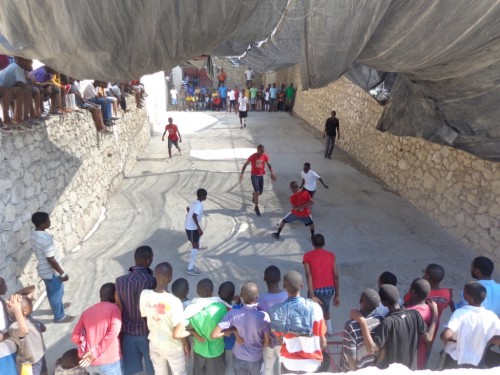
[0,277,17,375]
[212,282,270,375]
[404,278,438,369]
[374,271,399,317]
[54,349,89,375]
[140,262,189,375]
[71,283,122,374]
[174,278,228,375]
[465,256,500,316]
[441,281,500,369]
[31,212,73,323]
[217,281,241,375]
[303,234,339,336]
[172,278,190,309]
[269,270,327,373]
[7,294,47,375]
[258,266,287,375]
[352,284,438,370]
[339,288,382,372]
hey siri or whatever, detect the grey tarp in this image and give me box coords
[1,0,500,160]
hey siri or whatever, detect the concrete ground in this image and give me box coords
[35,110,488,373]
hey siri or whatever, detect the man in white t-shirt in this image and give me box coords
[441,282,500,369]
[30,212,74,323]
[228,88,236,113]
[238,92,248,129]
[140,262,189,375]
[170,85,178,108]
[184,189,208,276]
[300,162,329,197]
[245,68,254,88]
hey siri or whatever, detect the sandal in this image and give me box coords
[0,124,12,133]
[49,111,64,116]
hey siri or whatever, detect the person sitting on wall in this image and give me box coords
[30,65,64,116]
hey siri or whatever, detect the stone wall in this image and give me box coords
[272,65,500,260]
[0,108,150,292]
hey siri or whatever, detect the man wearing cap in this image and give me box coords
[339,289,382,372]
[351,284,438,370]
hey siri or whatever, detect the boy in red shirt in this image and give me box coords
[240,145,276,217]
[303,234,339,336]
[162,117,182,161]
[272,181,314,239]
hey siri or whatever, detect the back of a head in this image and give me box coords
[264,265,281,284]
[473,256,494,278]
[379,271,397,286]
[31,212,49,227]
[361,288,381,312]
[218,281,235,303]
[284,270,302,294]
[425,263,445,283]
[172,278,189,299]
[241,282,259,304]
[464,281,487,306]
[379,284,400,306]
[197,188,207,199]
[155,262,173,280]
[100,282,116,302]
[410,278,431,301]
[312,234,325,248]
[197,278,214,297]
[134,246,153,265]
[61,348,80,369]
[289,181,299,189]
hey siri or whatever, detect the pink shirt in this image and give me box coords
[72,301,122,366]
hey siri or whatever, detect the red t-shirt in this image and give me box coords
[248,153,269,176]
[408,304,432,370]
[290,190,312,217]
[164,124,179,140]
[303,249,336,289]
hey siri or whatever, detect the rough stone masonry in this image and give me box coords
[0,108,150,294]
[272,66,499,261]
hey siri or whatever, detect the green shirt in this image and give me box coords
[250,87,258,99]
[286,86,294,99]
[188,302,226,358]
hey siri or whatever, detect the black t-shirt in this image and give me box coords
[373,308,426,370]
[325,117,339,136]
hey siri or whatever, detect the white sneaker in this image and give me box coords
[186,268,201,276]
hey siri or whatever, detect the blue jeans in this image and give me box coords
[325,136,335,157]
[43,274,65,321]
[121,334,154,375]
[88,359,123,375]
[87,97,112,121]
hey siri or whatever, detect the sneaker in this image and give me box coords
[326,331,335,338]
[272,233,280,239]
[254,206,261,216]
[0,125,12,133]
[186,268,201,276]
[55,315,75,323]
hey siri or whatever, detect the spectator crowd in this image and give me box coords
[0,55,147,134]
[1,225,500,374]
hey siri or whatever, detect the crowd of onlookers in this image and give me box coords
[0,55,147,134]
[1,231,500,375]
[169,67,296,114]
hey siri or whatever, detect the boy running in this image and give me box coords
[240,145,276,217]
[300,162,328,197]
[162,117,182,161]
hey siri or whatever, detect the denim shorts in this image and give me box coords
[313,286,335,316]
[251,175,264,194]
[283,212,313,226]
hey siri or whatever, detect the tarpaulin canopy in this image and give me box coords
[1,0,499,160]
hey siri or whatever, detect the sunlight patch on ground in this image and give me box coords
[190,148,256,160]
[152,111,219,134]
